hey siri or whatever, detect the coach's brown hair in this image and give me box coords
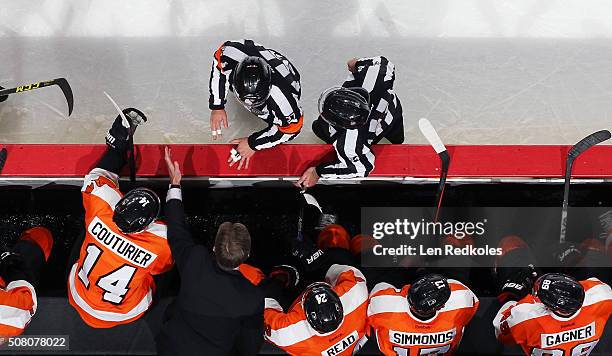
[214,222,251,271]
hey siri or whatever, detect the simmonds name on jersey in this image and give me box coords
[390,328,456,346]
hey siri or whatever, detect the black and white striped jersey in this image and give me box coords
[209,39,303,150]
[316,56,403,179]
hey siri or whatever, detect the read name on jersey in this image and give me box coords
[390,328,456,346]
[541,322,595,348]
[322,331,358,356]
[88,217,156,268]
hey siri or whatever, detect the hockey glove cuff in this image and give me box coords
[498,265,538,303]
[269,265,300,288]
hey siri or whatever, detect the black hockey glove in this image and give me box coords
[105,108,147,151]
[498,264,538,303]
[269,265,300,288]
[291,239,325,273]
[555,243,583,267]
[0,251,30,284]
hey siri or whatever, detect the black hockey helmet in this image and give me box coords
[533,273,584,317]
[113,188,161,234]
[302,282,343,334]
[408,274,451,319]
[318,87,370,129]
[233,56,272,108]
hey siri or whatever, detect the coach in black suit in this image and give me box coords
[156,147,292,356]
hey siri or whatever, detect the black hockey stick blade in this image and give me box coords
[53,78,74,116]
[0,78,74,116]
[0,148,7,174]
[567,130,611,159]
[559,129,611,244]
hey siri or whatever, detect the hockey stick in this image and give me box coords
[103,92,146,187]
[0,78,74,116]
[297,188,322,242]
[559,130,611,243]
[297,197,305,242]
[0,148,7,174]
[418,118,451,222]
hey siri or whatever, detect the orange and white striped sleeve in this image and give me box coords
[0,281,37,338]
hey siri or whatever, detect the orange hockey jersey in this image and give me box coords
[494,277,612,355]
[0,279,37,340]
[238,264,265,286]
[368,280,479,356]
[264,264,369,356]
[68,168,173,328]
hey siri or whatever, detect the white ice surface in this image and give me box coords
[1,0,612,144]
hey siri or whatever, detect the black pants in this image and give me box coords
[228,313,265,356]
[157,304,263,356]
[9,239,47,288]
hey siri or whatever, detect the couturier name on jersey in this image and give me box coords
[390,328,456,346]
[88,217,157,268]
[541,322,595,348]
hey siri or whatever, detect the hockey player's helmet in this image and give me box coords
[408,274,451,319]
[113,188,161,234]
[318,87,370,129]
[533,273,584,317]
[233,56,272,108]
[302,282,344,334]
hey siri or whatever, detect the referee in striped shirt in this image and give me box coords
[296,56,404,188]
[209,39,302,170]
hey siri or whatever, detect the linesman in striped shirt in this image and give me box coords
[296,56,404,187]
[209,39,303,170]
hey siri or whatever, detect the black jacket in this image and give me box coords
[156,195,269,356]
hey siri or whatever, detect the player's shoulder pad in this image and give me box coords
[82,168,119,191]
[499,296,549,329]
[325,264,366,287]
[440,280,478,312]
[368,283,409,317]
[447,278,470,290]
[369,282,400,298]
[582,278,612,308]
[82,169,122,210]
[265,298,283,312]
[143,221,168,240]
[264,299,313,346]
